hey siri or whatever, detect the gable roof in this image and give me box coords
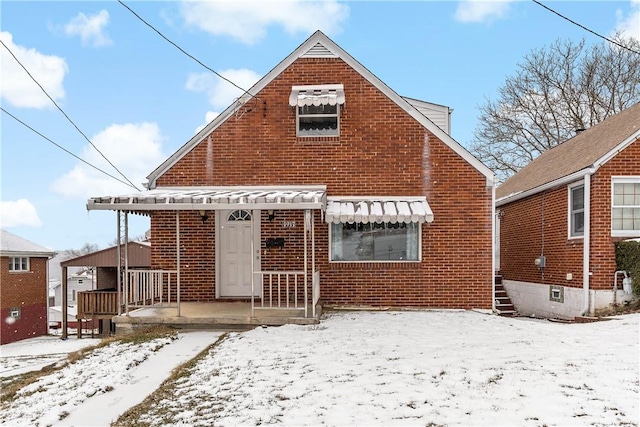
[0,229,56,257]
[496,102,640,205]
[146,30,493,189]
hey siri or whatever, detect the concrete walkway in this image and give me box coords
[54,330,223,426]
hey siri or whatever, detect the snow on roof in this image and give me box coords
[0,229,56,256]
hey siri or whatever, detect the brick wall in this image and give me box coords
[150,57,493,309]
[0,256,49,344]
[499,140,639,291]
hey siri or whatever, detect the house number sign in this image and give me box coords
[282,220,296,228]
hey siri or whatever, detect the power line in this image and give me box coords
[118,0,258,101]
[532,0,640,55]
[0,39,142,191]
[1,108,139,189]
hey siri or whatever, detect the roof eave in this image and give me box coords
[496,167,596,207]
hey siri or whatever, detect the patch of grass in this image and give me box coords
[1,326,177,407]
[111,332,229,427]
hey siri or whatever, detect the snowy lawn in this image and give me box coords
[130,310,639,427]
[1,311,638,426]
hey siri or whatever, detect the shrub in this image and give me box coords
[615,241,640,295]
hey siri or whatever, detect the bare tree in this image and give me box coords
[65,242,100,258]
[471,34,640,182]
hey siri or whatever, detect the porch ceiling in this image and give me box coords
[86,186,327,212]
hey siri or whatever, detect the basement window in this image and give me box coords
[549,286,564,303]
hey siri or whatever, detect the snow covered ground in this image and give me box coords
[1,310,638,426]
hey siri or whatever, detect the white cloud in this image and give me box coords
[51,123,166,198]
[615,0,640,41]
[0,199,43,227]
[454,0,513,24]
[187,68,260,132]
[0,31,68,109]
[64,10,112,47]
[194,111,220,134]
[180,0,349,44]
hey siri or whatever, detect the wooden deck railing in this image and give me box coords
[77,290,118,318]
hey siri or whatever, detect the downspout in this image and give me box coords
[491,183,496,313]
[581,171,593,316]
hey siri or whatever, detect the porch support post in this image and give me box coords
[124,212,129,315]
[304,209,309,318]
[311,210,316,318]
[250,209,255,318]
[176,211,181,317]
[116,212,122,315]
[61,266,68,339]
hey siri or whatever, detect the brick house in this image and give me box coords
[1,229,56,344]
[496,103,640,319]
[87,31,495,319]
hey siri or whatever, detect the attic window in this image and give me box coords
[289,84,345,137]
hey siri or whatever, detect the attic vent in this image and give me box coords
[301,42,338,58]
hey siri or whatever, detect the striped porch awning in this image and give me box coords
[87,186,327,212]
[289,84,345,107]
[325,197,434,224]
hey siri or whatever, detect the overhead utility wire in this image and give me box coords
[0,39,141,191]
[532,0,640,55]
[1,108,138,189]
[118,0,258,101]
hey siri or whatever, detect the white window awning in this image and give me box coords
[289,84,345,107]
[87,186,327,212]
[325,197,434,224]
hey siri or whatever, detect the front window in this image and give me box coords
[8,257,29,272]
[330,222,420,262]
[569,184,584,238]
[297,104,339,136]
[612,178,640,236]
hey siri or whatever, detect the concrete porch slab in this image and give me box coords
[112,302,320,335]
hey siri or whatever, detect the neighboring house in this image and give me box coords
[52,270,95,306]
[86,31,495,317]
[1,229,56,344]
[496,103,640,319]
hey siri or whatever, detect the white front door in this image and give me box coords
[218,209,260,297]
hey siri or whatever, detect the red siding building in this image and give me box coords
[1,230,56,344]
[87,31,495,317]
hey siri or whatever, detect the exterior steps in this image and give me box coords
[494,274,516,316]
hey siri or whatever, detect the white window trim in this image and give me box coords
[296,104,340,137]
[8,256,29,272]
[328,222,422,263]
[9,307,21,319]
[611,176,640,237]
[568,181,585,240]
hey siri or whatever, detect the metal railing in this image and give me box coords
[252,269,320,318]
[123,270,178,313]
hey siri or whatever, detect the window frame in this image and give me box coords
[9,307,21,319]
[568,182,585,239]
[8,256,29,272]
[328,221,422,263]
[611,176,640,237]
[296,103,340,137]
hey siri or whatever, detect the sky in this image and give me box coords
[0,310,638,425]
[1,0,639,252]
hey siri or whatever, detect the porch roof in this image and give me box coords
[86,186,327,212]
[325,197,434,224]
